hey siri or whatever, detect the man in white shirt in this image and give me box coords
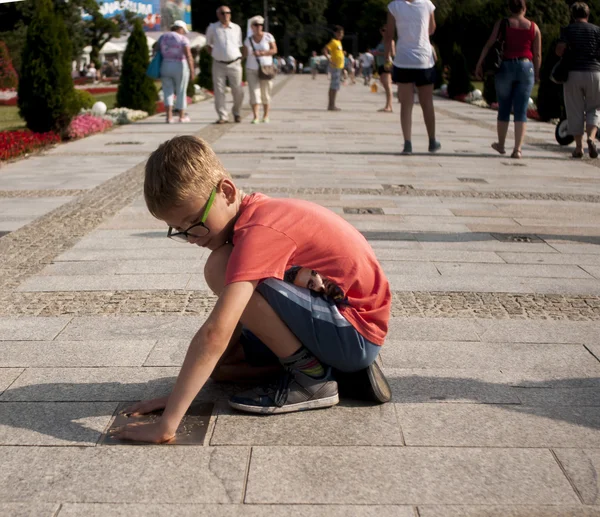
[205,5,244,123]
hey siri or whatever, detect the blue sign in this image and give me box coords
[87,1,191,31]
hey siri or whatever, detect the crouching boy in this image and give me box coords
[114,136,391,444]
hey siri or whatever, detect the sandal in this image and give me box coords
[511,149,522,159]
[491,142,506,155]
[572,149,584,159]
[588,139,598,159]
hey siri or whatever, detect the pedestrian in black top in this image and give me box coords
[557,2,600,158]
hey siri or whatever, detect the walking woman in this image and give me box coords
[243,15,277,124]
[556,2,600,159]
[384,0,440,155]
[476,0,541,158]
[373,25,395,112]
[159,20,194,123]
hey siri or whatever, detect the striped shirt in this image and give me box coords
[560,22,600,72]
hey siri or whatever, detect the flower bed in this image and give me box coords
[78,86,118,94]
[66,114,112,140]
[0,129,60,161]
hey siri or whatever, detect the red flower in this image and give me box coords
[0,129,60,161]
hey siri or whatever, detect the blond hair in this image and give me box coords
[144,136,230,219]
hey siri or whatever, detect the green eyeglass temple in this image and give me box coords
[201,187,217,223]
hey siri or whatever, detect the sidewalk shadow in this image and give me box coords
[0,374,599,444]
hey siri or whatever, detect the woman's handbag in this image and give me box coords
[248,37,276,80]
[147,38,163,79]
[484,18,508,74]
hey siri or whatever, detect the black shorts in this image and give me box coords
[392,66,436,86]
[377,65,390,76]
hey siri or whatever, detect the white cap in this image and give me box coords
[173,20,189,33]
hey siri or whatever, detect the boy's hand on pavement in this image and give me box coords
[121,396,169,416]
[110,420,176,444]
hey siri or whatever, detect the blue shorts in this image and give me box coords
[242,278,381,373]
[329,67,343,91]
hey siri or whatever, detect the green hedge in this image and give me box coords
[17,0,77,133]
[116,18,157,115]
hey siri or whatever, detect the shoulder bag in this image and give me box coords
[484,18,508,74]
[147,37,163,79]
[248,36,276,80]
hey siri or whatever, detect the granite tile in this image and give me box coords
[0,503,59,517]
[387,318,486,341]
[17,274,192,292]
[57,505,415,517]
[246,446,578,504]
[57,315,203,341]
[418,506,600,516]
[436,263,592,279]
[381,341,598,372]
[211,401,403,446]
[0,340,156,367]
[0,402,117,445]
[0,447,248,503]
[395,403,600,447]
[0,368,24,395]
[480,321,600,344]
[553,449,600,505]
[385,368,520,404]
[0,317,71,341]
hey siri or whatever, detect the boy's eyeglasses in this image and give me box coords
[167,187,217,243]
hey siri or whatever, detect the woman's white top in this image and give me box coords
[388,0,436,69]
[244,32,275,70]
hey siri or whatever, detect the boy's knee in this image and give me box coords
[204,244,233,295]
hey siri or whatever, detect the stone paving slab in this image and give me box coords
[479,320,600,343]
[56,315,203,341]
[380,341,598,372]
[387,317,486,341]
[210,401,403,446]
[0,367,180,401]
[0,368,24,395]
[498,252,600,266]
[0,503,59,517]
[0,316,71,340]
[0,340,156,367]
[54,247,207,261]
[515,387,600,406]
[436,263,592,279]
[418,506,600,516]
[17,273,193,292]
[384,368,520,404]
[245,446,578,505]
[0,401,117,445]
[395,403,600,447]
[143,339,188,366]
[0,447,249,503]
[56,504,415,517]
[553,449,600,505]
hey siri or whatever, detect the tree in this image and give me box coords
[0,41,18,90]
[83,3,136,68]
[117,18,157,114]
[18,0,77,133]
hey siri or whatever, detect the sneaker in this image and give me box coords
[262,117,270,123]
[333,360,392,404]
[428,139,441,153]
[402,141,412,155]
[588,138,598,159]
[229,368,339,415]
[234,115,242,123]
[251,118,260,124]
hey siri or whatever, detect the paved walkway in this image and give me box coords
[1,74,600,516]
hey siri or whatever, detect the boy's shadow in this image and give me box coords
[1,374,600,444]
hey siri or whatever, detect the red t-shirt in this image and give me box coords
[225,193,391,345]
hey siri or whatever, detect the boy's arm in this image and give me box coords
[113,280,257,443]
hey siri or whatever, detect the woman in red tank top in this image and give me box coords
[476,0,542,159]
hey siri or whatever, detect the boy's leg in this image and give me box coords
[204,245,339,414]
